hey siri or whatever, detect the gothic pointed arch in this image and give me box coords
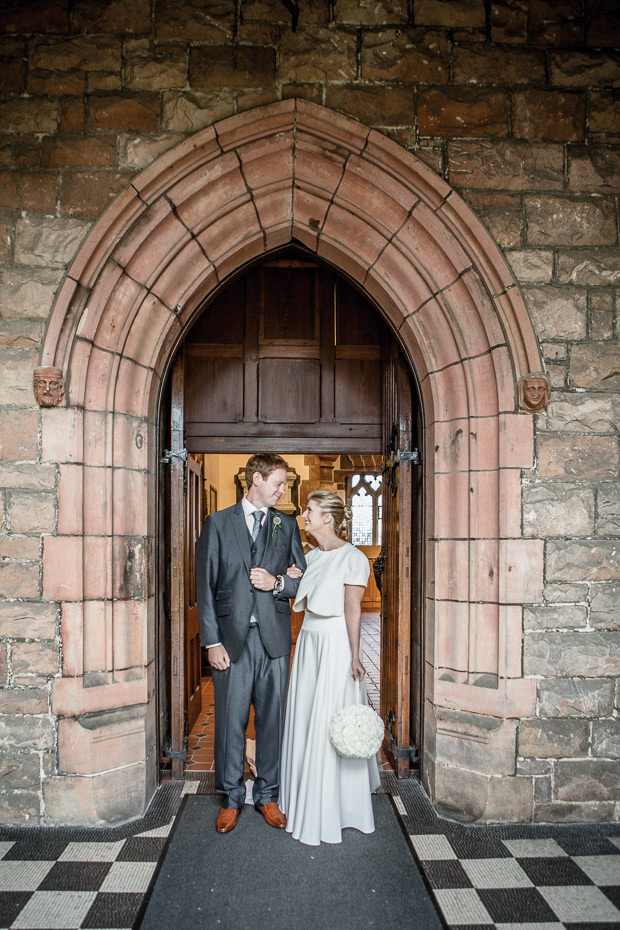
[41,99,543,823]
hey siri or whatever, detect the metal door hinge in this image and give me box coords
[391,741,420,763]
[397,447,421,465]
[160,448,188,465]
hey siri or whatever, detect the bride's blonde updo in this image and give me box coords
[308,489,352,536]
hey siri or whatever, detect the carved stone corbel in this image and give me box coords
[33,366,65,407]
[519,371,551,413]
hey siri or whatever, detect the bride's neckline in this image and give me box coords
[316,541,348,552]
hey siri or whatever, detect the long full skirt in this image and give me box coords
[279,612,381,846]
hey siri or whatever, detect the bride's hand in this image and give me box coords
[287,563,303,578]
[351,657,366,682]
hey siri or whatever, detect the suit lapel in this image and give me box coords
[231,501,252,572]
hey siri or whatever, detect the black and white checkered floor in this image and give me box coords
[384,772,620,929]
[1,773,620,929]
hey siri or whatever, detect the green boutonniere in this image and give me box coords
[272,514,282,538]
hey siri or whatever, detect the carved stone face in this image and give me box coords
[520,373,550,412]
[33,366,65,407]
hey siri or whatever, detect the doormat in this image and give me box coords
[138,793,443,930]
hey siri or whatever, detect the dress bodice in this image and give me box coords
[293,543,370,616]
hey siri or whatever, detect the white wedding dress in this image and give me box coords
[279,543,381,846]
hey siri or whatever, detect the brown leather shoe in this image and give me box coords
[257,802,286,829]
[216,808,240,833]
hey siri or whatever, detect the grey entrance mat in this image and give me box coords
[138,793,443,930]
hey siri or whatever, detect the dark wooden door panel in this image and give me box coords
[258,358,320,422]
[185,354,244,423]
[335,359,382,423]
[184,254,389,449]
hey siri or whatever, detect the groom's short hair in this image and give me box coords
[245,453,289,489]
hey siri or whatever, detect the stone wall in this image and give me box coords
[0,0,619,823]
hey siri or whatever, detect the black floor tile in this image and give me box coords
[447,834,512,860]
[518,856,595,886]
[423,859,473,889]
[81,892,145,928]
[601,885,620,908]
[38,860,113,891]
[0,890,31,925]
[556,835,620,856]
[117,837,166,862]
[478,886,558,923]
[564,924,620,930]
[3,839,69,860]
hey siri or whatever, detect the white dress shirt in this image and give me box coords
[205,497,267,649]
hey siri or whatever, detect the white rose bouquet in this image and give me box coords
[329,684,384,760]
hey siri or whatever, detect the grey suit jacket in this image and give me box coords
[196,501,306,662]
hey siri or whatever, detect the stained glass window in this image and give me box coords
[348,474,382,545]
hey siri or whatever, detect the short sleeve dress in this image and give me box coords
[279,543,381,846]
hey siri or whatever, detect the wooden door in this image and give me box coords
[380,343,415,777]
[185,455,203,732]
[169,352,186,779]
[168,351,203,776]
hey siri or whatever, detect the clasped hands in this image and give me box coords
[249,563,303,590]
[209,564,304,672]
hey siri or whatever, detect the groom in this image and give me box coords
[196,453,305,833]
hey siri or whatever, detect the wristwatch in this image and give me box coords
[272,574,284,596]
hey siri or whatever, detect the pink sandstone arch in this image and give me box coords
[40,99,543,824]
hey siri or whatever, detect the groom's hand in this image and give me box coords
[250,567,276,591]
[208,644,230,671]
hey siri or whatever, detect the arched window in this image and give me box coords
[348,474,382,546]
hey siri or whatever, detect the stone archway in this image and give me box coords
[40,99,543,824]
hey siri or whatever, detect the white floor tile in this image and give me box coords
[392,795,407,816]
[539,884,620,923]
[181,780,199,795]
[573,854,620,886]
[502,838,568,858]
[58,841,126,862]
[433,888,494,925]
[408,833,457,860]
[12,890,97,929]
[0,859,54,891]
[136,819,174,838]
[495,924,565,930]
[461,857,534,889]
[99,860,157,893]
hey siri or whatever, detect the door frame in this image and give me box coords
[159,271,424,779]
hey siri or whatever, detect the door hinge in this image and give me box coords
[160,448,188,465]
[391,740,420,763]
[386,708,420,765]
[397,447,421,465]
[162,738,188,762]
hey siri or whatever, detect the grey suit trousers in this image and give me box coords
[212,624,289,810]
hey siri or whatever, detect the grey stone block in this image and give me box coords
[543,583,588,604]
[592,719,620,759]
[524,605,587,630]
[518,717,589,758]
[590,583,620,629]
[0,751,41,789]
[555,759,620,801]
[538,678,615,717]
[547,540,620,583]
[597,482,620,535]
[523,482,594,537]
[524,631,620,677]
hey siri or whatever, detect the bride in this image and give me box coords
[279,490,381,846]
